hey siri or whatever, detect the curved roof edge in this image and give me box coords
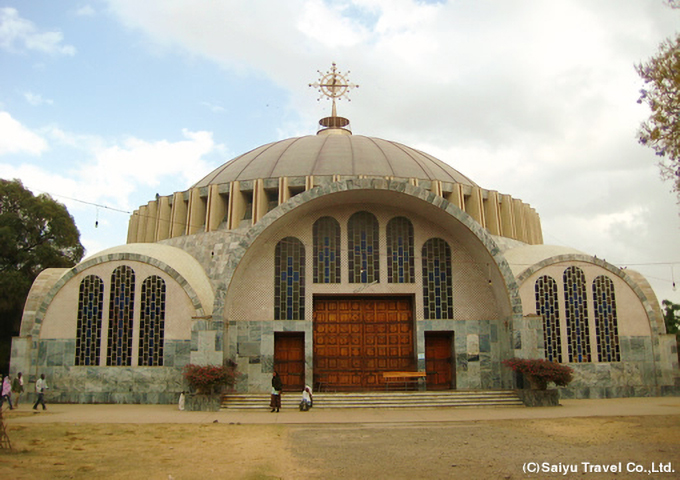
[503,244,586,278]
[85,243,214,314]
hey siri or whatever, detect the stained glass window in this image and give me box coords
[139,275,166,366]
[563,266,591,362]
[107,266,135,366]
[313,217,341,283]
[348,211,380,283]
[535,275,562,362]
[593,275,621,362]
[387,217,415,283]
[275,237,306,320]
[422,238,453,319]
[75,275,104,366]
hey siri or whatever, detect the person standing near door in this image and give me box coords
[270,371,283,412]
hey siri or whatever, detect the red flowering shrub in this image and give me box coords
[502,358,574,390]
[183,363,237,394]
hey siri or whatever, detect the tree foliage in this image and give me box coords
[636,30,680,202]
[663,299,680,335]
[0,179,84,342]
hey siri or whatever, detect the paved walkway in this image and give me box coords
[4,396,680,426]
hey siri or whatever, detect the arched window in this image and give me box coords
[107,266,135,366]
[422,238,453,319]
[593,276,621,362]
[563,266,590,362]
[139,275,166,366]
[348,212,380,283]
[275,237,306,320]
[387,217,415,283]
[535,276,562,363]
[313,217,341,283]
[75,275,104,366]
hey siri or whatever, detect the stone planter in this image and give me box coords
[184,393,221,412]
[517,388,560,407]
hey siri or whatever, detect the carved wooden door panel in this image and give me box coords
[274,332,305,392]
[425,332,454,390]
[314,296,414,391]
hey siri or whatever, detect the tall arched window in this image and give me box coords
[422,238,453,319]
[535,275,562,363]
[75,275,104,366]
[387,217,415,283]
[593,276,621,362]
[139,275,166,366]
[313,217,341,283]
[348,212,380,283]
[107,266,135,366]
[563,266,590,362]
[275,237,306,320]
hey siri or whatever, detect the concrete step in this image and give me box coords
[221,390,525,410]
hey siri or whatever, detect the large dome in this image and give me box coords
[193,134,477,187]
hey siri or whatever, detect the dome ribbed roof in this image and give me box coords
[193,135,477,187]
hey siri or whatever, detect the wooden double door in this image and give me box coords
[313,296,415,391]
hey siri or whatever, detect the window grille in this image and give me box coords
[348,211,380,283]
[275,237,306,320]
[387,217,415,283]
[422,238,454,319]
[139,275,166,366]
[535,275,562,362]
[75,275,104,366]
[107,266,135,366]
[313,217,341,283]
[593,275,621,362]
[563,266,591,362]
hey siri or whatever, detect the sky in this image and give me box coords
[1,0,679,304]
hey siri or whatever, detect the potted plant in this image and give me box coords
[183,362,238,395]
[502,358,573,390]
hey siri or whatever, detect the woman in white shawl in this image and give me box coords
[299,385,313,411]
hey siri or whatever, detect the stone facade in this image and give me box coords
[10,137,679,404]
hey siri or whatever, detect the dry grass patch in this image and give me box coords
[0,422,301,480]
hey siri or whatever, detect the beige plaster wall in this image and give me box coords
[518,260,652,341]
[226,200,502,323]
[40,260,195,345]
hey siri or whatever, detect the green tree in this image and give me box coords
[636,6,680,203]
[0,179,84,372]
[663,299,680,365]
[663,299,680,335]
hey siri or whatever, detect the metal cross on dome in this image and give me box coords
[309,62,359,115]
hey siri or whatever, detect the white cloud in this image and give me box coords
[75,5,96,17]
[1,124,224,256]
[0,111,48,155]
[0,7,76,55]
[24,92,54,106]
[67,0,680,301]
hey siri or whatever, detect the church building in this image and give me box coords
[10,66,679,403]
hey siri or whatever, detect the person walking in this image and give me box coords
[270,371,283,413]
[1,375,13,410]
[33,374,48,411]
[11,372,24,407]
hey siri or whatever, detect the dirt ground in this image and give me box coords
[1,412,679,479]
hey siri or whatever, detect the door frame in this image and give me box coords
[312,294,416,391]
[274,332,306,393]
[424,331,455,390]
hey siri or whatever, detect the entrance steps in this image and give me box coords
[221,390,524,410]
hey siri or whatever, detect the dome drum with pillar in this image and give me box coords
[10,67,679,403]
